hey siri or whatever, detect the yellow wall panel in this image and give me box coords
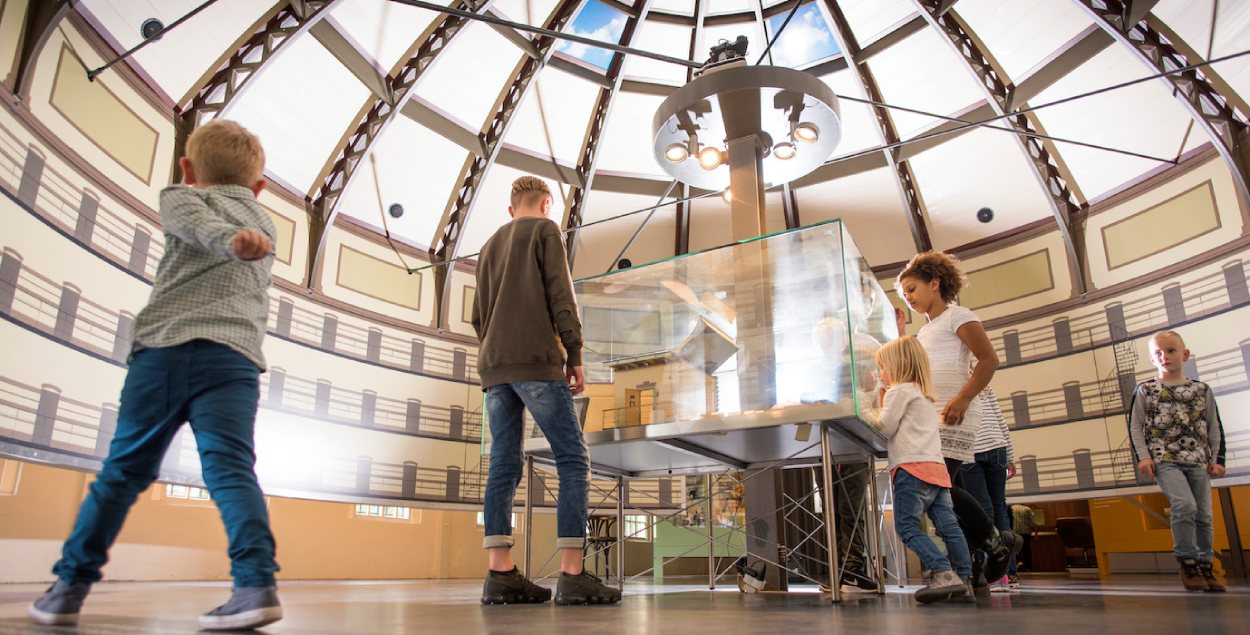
[48,46,158,183]
[0,0,29,87]
[264,206,295,265]
[961,249,1054,310]
[1102,182,1220,270]
[336,244,423,311]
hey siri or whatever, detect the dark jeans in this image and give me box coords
[960,447,1012,575]
[483,381,589,550]
[53,340,278,586]
[835,461,870,574]
[944,459,995,547]
[892,469,971,578]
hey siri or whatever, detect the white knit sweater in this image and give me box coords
[873,382,947,472]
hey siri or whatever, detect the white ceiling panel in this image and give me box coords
[837,0,916,47]
[223,36,371,193]
[413,23,525,131]
[594,91,669,175]
[866,27,986,138]
[795,167,917,266]
[493,0,564,27]
[77,0,269,104]
[328,0,444,73]
[337,116,472,248]
[957,0,1094,82]
[1029,45,1195,201]
[502,66,602,165]
[623,18,693,84]
[907,126,1054,250]
[820,70,887,157]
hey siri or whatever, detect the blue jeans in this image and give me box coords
[483,381,589,550]
[892,469,971,578]
[1154,462,1214,561]
[53,341,278,587]
[960,447,1013,573]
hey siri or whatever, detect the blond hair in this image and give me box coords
[185,120,265,186]
[875,336,936,401]
[510,176,551,210]
[1149,329,1185,349]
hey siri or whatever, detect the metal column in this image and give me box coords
[617,476,626,588]
[1218,487,1247,579]
[707,473,716,589]
[524,455,534,574]
[868,462,885,594]
[820,426,842,602]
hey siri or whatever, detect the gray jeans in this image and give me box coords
[1154,462,1214,561]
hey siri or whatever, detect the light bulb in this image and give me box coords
[698,146,724,170]
[665,143,689,163]
[794,123,819,143]
[721,189,732,204]
[773,142,796,160]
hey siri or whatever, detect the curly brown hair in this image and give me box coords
[897,251,966,303]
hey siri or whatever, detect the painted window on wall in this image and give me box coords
[355,504,416,521]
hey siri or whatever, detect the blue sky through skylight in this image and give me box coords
[764,3,841,68]
[558,0,629,70]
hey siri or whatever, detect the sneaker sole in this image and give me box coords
[198,606,283,631]
[554,594,622,605]
[481,594,551,605]
[27,603,78,626]
[914,586,969,604]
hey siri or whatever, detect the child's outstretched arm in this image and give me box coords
[160,186,270,260]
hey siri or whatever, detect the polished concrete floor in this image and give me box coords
[0,576,1246,634]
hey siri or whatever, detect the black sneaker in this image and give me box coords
[981,530,1021,582]
[555,570,622,605]
[481,568,552,605]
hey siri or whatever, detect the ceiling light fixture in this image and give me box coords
[698,146,725,170]
[664,143,690,163]
[793,122,819,143]
[773,141,796,160]
[721,189,732,204]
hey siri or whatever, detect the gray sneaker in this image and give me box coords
[481,567,552,604]
[28,580,91,626]
[914,570,969,604]
[198,586,283,631]
[555,571,622,605]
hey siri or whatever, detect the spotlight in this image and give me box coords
[773,142,796,160]
[793,122,819,143]
[721,189,732,204]
[698,146,724,170]
[388,203,405,218]
[141,18,164,41]
[664,143,690,163]
[977,207,994,223]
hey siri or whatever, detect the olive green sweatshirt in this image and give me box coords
[471,216,583,389]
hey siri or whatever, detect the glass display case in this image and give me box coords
[487,219,895,475]
[577,218,896,433]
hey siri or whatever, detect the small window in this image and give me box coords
[623,515,652,541]
[165,484,210,500]
[0,459,21,496]
[476,512,521,532]
[557,1,629,70]
[355,504,417,521]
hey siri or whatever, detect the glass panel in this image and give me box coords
[557,0,630,70]
[576,219,895,429]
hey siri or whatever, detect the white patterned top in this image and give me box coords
[916,304,983,463]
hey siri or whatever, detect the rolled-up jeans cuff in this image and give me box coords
[556,537,585,550]
[483,535,516,549]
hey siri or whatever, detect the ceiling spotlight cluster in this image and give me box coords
[666,121,821,172]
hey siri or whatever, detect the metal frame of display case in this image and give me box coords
[521,411,888,602]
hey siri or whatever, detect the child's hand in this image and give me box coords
[232,230,272,260]
[893,306,907,336]
[1209,463,1226,478]
[1137,458,1155,478]
[876,385,887,406]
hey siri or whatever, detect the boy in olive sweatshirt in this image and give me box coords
[472,176,620,606]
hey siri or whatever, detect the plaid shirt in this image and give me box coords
[130,185,275,369]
